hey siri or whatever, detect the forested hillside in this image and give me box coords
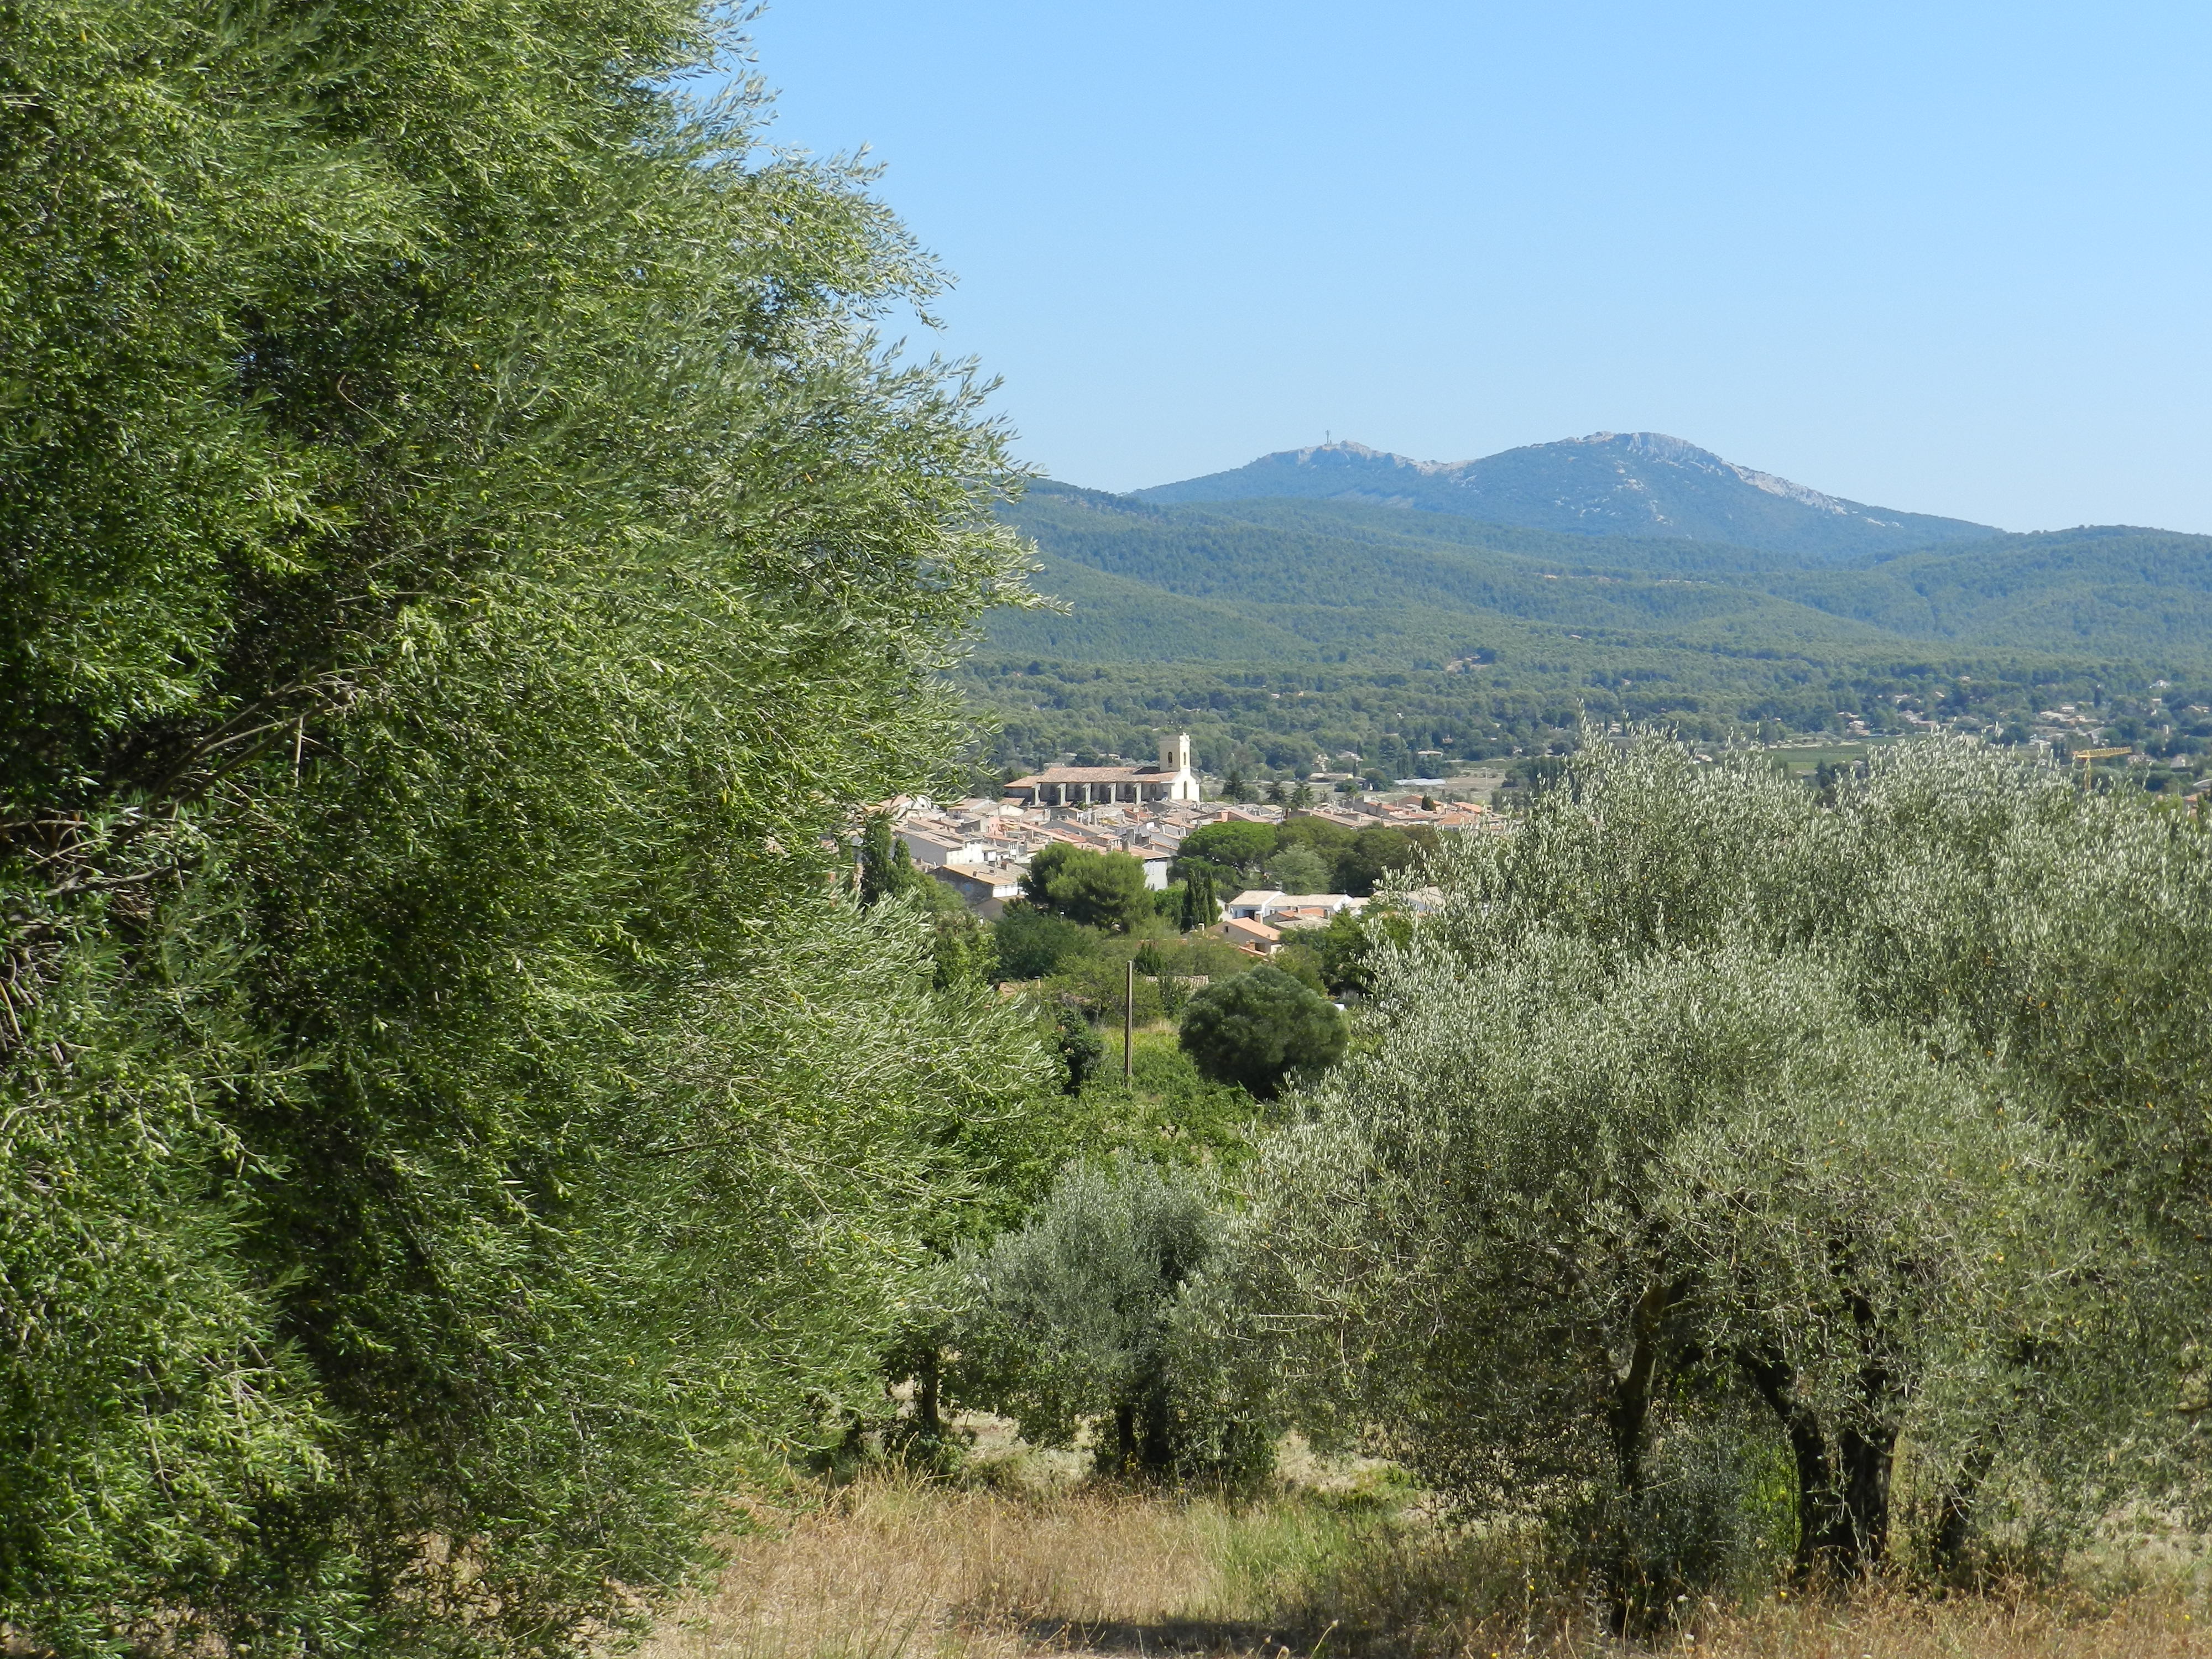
[1771,525,2212,651]
[993,485,1902,655]
[958,482,2212,782]
[995,483,2212,662]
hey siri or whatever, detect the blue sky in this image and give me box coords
[733,3,2212,533]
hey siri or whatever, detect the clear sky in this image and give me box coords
[732,2,2212,533]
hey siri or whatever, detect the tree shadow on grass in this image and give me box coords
[1012,1615,1388,1659]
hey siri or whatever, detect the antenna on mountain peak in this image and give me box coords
[1325,429,1332,445]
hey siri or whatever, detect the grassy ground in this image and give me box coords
[640,1470,2210,1659]
[1756,741,1888,779]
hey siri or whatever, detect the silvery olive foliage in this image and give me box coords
[1227,733,2205,1592]
[952,1155,1274,1481]
[0,1,1052,1652]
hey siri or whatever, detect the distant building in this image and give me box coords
[897,825,991,868]
[1267,902,1355,931]
[1004,733,1201,808]
[1220,916,1282,955]
[930,863,1025,919]
[1223,889,1285,921]
[1224,890,1368,924]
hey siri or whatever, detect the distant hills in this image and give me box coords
[967,455,2211,782]
[1136,432,1999,562]
[988,482,2212,668]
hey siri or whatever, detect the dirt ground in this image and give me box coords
[638,1470,2211,1659]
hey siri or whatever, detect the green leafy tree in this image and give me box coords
[1268,942,1331,995]
[1300,904,1391,995]
[1173,821,1277,890]
[1275,813,1354,869]
[0,3,1048,1652]
[991,902,1100,980]
[1022,843,1155,932]
[1225,733,2189,1610]
[1178,966,1347,1099]
[859,811,927,907]
[907,872,996,989]
[952,1156,1266,1480]
[1179,870,1221,931]
[1338,825,1430,895]
[1050,1005,1107,1095]
[1263,843,1332,895]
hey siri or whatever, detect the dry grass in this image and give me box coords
[638,1473,2212,1659]
[638,1479,1239,1659]
[1660,1592,2208,1658]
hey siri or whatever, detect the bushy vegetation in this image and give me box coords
[1178,968,1348,1100]
[993,902,1102,980]
[951,1155,1270,1481]
[1175,818,1431,897]
[1022,843,1159,931]
[1218,733,2211,1621]
[0,2,1050,1652]
[903,730,2209,1633]
[1273,904,1401,998]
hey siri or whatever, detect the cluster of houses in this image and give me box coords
[883,733,1499,957]
[1215,888,1369,956]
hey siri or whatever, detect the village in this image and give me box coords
[884,732,1509,959]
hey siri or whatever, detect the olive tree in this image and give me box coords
[0,2,1051,1652]
[951,1155,1267,1479]
[1226,733,2178,1603]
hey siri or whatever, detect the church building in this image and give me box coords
[1003,733,1201,808]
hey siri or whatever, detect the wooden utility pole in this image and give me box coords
[1124,959,1134,1083]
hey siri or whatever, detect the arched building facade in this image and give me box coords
[1004,733,1200,808]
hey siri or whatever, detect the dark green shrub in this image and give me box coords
[993,903,1100,980]
[1178,967,1347,1099]
[1173,821,1277,888]
[1024,844,1156,932]
[1051,1006,1105,1094]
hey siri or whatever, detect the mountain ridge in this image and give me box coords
[990,482,2212,666]
[1134,432,2000,561]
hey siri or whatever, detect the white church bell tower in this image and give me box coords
[1157,732,1198,801]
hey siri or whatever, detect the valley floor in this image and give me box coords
[640,1469,2209,1659]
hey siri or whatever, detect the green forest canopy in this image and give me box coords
[958,484,2212,783]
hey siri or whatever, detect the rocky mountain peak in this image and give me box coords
[1135,432,1992,559]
